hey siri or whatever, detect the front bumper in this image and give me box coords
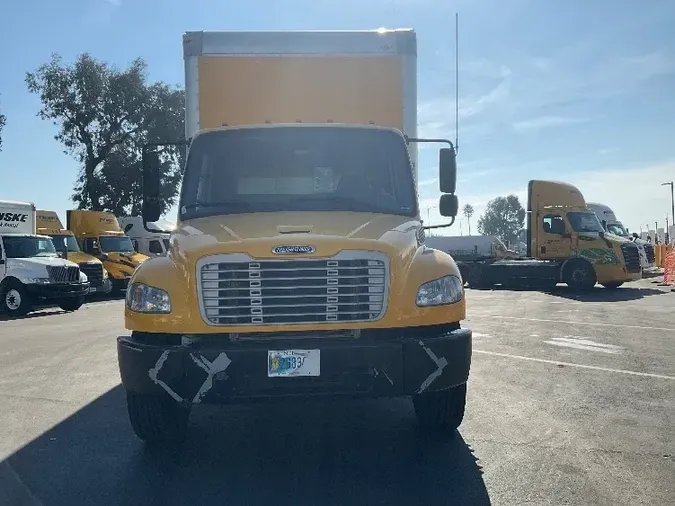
[117,326,472,405]
[25,282,90,299]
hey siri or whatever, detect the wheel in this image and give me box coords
[564,260,597,291]
[0,282,32,316]
[413,382,467,433]
[58,296,85,312]
[126,392,190,444]
[601,282,623,289]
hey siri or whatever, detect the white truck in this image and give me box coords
[117,216,174,257]
[587,202,655,269]
[0,200,90,316]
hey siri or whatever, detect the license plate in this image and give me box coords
[267,349,320,377]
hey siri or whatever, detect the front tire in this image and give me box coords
[58,296,85,312]
[413,382,467,433]
[126,392,190,444]
[601,282,624,289]
[1,282,32,316]
[564,260,597,291]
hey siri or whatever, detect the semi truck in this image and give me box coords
[67,210,149,294]
[455,181,642,290]
[587,202,655,270]
[37,210,112,295]
[0,200,90,316]
[117,29,470,444]
[117,216,174,257]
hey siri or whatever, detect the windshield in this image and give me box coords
[99,235,135,253]
[567,212,605,233]
[179,126,417,220]
[605,223,628,236]
[49,234,81,252]
[2,236,57,258]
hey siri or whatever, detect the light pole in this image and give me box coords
[663,181,674,231]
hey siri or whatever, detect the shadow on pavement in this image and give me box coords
[3,386,490,506]
[545,286,668,302]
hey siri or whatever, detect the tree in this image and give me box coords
[26,54,185,214]
[477,195,525,244]
[0,95,6,152]
[462,203,474,235]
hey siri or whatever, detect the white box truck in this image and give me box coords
[117,216,174,257]
[0,200,90,316]
[587,202,655,270]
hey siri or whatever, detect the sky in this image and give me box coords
[1,0,674,235]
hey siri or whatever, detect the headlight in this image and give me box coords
[102,268,109,279]
[126,283,171,313]
[24,277,51,284]
[79,271,89,283]
[416,275,464,307]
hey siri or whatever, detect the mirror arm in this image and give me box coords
[423,216,456,230]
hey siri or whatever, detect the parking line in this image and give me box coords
[474,349,675,380]
[487,315,675,333]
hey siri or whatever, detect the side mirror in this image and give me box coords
[142,148,162,223]
[439,194,459,218]
[438,147,457,194]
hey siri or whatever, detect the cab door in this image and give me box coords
[537,212,573,259]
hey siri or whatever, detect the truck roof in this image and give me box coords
[0,199,36,207]
[194,122,404,138]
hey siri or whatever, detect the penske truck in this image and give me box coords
[117,29,470,444]
[0,200,90,316]
[37,210,112,295]
[587,202,655,270]
[67,210,149,294]
[457,181,642,290]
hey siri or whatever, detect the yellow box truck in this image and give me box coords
[459,180,642,290]
[37,210,112,295]
[118,29,470,444]
[67,210,149,294]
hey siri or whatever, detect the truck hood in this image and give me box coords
[7,256,79,270]
[579,232,631,244]
[173,212,421,259]
[103,251,148,267]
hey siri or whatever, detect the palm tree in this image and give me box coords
[463,204,474,235]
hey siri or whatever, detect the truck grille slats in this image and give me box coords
[47,265,80,283]
[620,243,641,273]
[643,244,655,264]
[79,263,103,287]
[198,253,389,326]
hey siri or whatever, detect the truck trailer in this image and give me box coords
[117,29,470,444]
[456,181,642,290]
[1,200,90,316]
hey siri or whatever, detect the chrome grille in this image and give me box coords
[47,265,80,283]
[197,252,389,326]
[79,263,103,287]
[620,243,641,273]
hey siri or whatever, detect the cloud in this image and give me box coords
[512,116,590,134]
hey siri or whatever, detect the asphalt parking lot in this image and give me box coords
[1,280,674,506]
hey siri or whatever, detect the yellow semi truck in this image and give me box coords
[118,29,470,444]
[459,180,642,290]
[67,210,149,294]
[37,210,112,295]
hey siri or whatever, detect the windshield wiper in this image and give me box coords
[182,201,252,211]
[292,195,384,211]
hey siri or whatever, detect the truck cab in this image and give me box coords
[587,202,655,270]
[67,210,149,294]
[117,29,471,445]
[1,200,90,316]
[117,216,174,257]
[37,210,112,295]
[527,181,641,289]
